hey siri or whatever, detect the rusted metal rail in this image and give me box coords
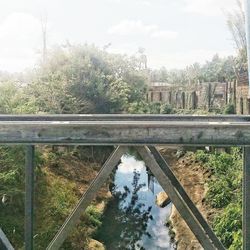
[0,115,249,250]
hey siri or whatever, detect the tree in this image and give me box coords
[226,0,247,72]
[29,44,148,114]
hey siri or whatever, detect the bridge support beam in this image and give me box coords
[136,146,225,250]
[47,146,128,250]
[243,147,250,250]
[46,145,226,250]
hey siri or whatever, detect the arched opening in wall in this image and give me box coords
[169,92,172,105]
[191,91,197,109]
[181,92,185,109]
[240,97,244,114]
[151,92,154,102]
[159,92,162,102]
[248,98,250,114]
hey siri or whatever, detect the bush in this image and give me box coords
[148,102,161,113]
[206,179,233,208]
[196,148,243,248]
[206,153,235,176]
[224,103,236,114]
[195,150,209,163]
[84,205,102,227]
[160,104,174,114]
[213,203,242,248]
[128,101,150,113]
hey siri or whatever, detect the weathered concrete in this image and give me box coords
[148,82,230,110]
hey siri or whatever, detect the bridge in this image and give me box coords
[0,114,249,250]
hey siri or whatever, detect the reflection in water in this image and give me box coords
[95,154,175,250]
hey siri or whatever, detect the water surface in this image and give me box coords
[95,154,175,250]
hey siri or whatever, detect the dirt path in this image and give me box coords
[159,147,209,250]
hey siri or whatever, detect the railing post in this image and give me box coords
[25,145,35,250]
[243,147,250,250]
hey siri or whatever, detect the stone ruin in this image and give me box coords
[147,75,250,114]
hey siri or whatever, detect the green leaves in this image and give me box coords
[195,148,243,248]
[206,179,234,208]
[213,204,242,248]
[27,44,148,114]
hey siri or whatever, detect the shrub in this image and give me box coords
[224,103,236,114]
[206,153,235,176]
[195,150,209,163]
[196,147,243,248]
[206,179,233,208]
[213,203,242,248]
[84,205,102,227]
[160,103,174,114]
[148,102,161,113]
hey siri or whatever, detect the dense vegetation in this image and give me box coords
[195,148,242,249]
[0,144,108,249]
[150,54,236,84]
[0,44,151,249]
[0,2,247,246]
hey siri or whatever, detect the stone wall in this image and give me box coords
[147,82,230,111]
[236,71,250,114]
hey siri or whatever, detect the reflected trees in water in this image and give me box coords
[95,170,153,250]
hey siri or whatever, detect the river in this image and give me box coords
[95,154,175,250]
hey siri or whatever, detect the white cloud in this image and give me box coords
[136,0,151,6]
[106,0,151,6]
[108,20,157,36]
[118,154,145,174]
[0,12,41,72]
[151,30,178,39]
[184,0,239,16]
[108,19,178,39]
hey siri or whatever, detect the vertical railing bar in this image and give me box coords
[243,146,250,250]
[25,145,35,250]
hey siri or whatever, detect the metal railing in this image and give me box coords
[0,115,249,250]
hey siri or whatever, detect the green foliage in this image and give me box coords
[160,104,174,114]
[29,44,148,114]
[226,0,247,73]
[34,169,79,249]
[84,205,102,228]
[195,150,209,163]
[150,54,236,85]
[148,102,161,114]
[206,179,233,208]
[127,101,150,114]
[205,152,236,176]
[0,146,43,248]
[0,81,39,114]
[195,148,243,248]
[224,103,236,114]
[213,203,242,249]
[128,101,174,114]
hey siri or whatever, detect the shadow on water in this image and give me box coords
[94,154,175,250]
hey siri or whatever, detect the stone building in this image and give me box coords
[147,81,231,111]
[236,71,250,114]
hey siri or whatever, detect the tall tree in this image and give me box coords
[226,0,247,72]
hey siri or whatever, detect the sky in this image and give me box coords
[0,0,242,72]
